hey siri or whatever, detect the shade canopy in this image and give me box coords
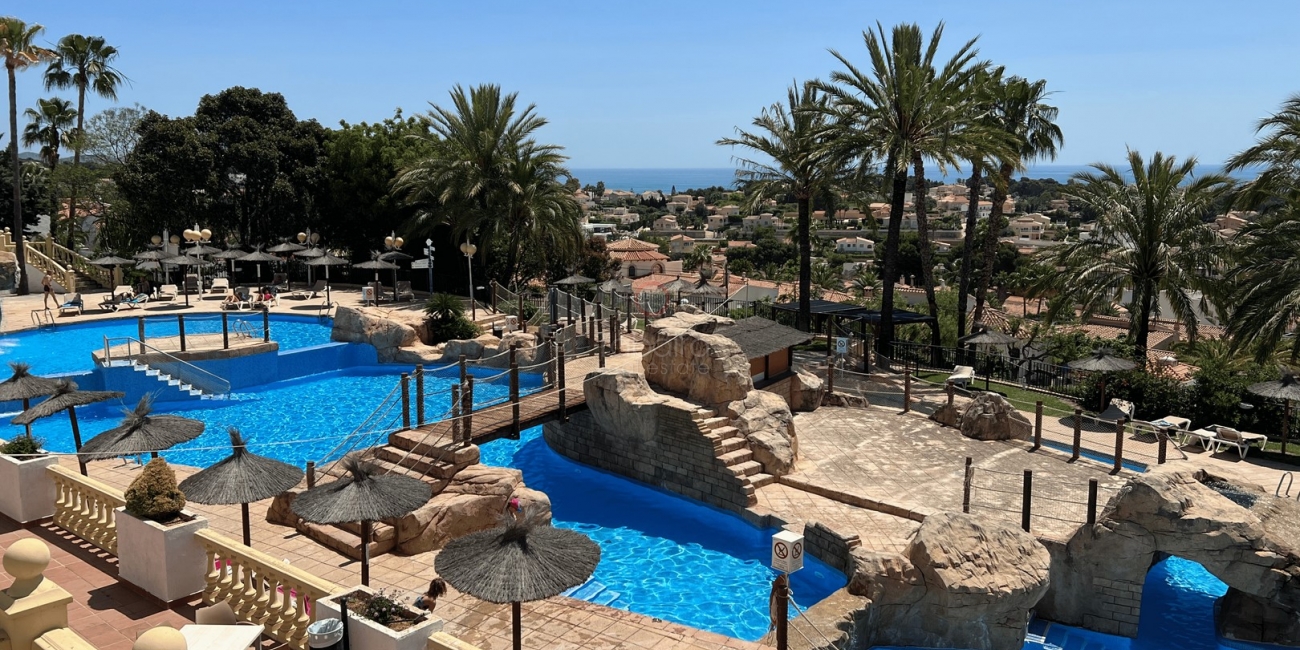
[291,458,431,524]
[306,253,350,266]
[0,363,62,402]
[1248,371,1300,401]
[597,279,628,294]
[378,250,412,261]
[135,260,161,271]
[79,395,205,460]
[553,274,595,286]
[11,380,123,425]
[211,247,248,260]
[238,249,282,263]
[436,509,600,604]
[294,247,325,259]
[160,255,205,267]
[353,259,398,271]
[133,250,169,261]
[688,281,726,296]
[658,278,693,293]
[265,242,305,254]
[1068,348,1138,373]
[89,254,133,266]
[959,328,1020,346]
[179,428,304,505]
[186,244,223,256]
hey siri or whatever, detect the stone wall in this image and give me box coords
[804,521,861,576]
[542,409,754,513]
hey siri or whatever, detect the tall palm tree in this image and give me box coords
[972,77,1063,325]
[21,96,75,168]
[718,82,842,330]
[45,34,124,248]
[1,17,56,294]
[1225,94,1300,207]
[1220,208,1300,361]
[956,66,1004,338]
[820,22,1006,350]
[1035,151,1231,360]
[498,140,583,285]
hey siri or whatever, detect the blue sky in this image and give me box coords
[11,1,1300,168]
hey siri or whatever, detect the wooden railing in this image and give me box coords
[196,528,341,650]
[48,464,125,555]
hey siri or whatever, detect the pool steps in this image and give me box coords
[562,578,625,609]
[697,410,776,494]
[126,360,226,399]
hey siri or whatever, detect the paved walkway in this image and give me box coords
[753,483,917,555]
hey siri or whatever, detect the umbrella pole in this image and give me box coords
[1285,400,1291,456]
[512,601,521,650]
[22,398,31,441]
[1100,376,1108,412]
[361,520,371,586]
[241,502,252,547]
[68,406,87,476]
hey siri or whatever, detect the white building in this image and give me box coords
[653,215,680,231]
[835,236,875,255]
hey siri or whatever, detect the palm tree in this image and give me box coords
[717,82,842,330]
[1225,94,1300,207]
[820,22,1006,350]
[496,141,583,285]
[956,66,1004,338]
[1035,151,1231,360]
[1,17,56,295]
[1220,209,1300,360]
[972,77,1063,325]
[44,35,123,249]
[21,96,75,168]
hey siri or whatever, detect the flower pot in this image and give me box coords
[0,452,58,523]
[115,507,208,603]
[316,585,444,650]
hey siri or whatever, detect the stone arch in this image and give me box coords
[1034,466,1300,645]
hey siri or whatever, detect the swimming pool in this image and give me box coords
[0,314,335,376]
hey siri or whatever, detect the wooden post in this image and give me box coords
[1285,401,1292,456]
[69,407,88,476]
[463,377,475,441]
[241,503,252,547]
[860,319,869,373]
[510,344,520,437]
[512,601,522,650]
[626,293,633,333]
[1072,408,1083,461]
[597,312,605,368]
[137,317,146,344]
[518,291,526,334]
[415,365,425,426]
[361,520,372,586]
[221,312,229,349]
[548,340,558,387]
[451,383,462,444]
[774,573,789,650]
[962,456,973,514]
[1022,470,1033,533]
[946,381,954,407]
[558,342,568,422]
[178,314,187,352]
[459,354,468,387]
[1033,401,1043,451]
[903,369,911,413]
[262,306,270,342]
[400,373,411,430]
[1087,478,1099,525]
[598,334,606,368]
[1158,433,1167,464]
[490,283,498,312]
[306,461,316,489]
[1113,420,1125,474]
[827,355,835,395]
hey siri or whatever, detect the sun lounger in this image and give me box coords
[1206,425,1269,459]
[289,279,326,300]
[223,288,251,311]
[184,274,200,294]
[1087,398,1134,425]
[117,293,149,310]
[948,365,975,389]
[1181,428,1221,451]
[111,284,135,299]
[271,273,289,292]
[57,293,83,316]
[391,280,413,302]
[210,277,230,294]
[1131,420,1190,460]
[158,284,178,300]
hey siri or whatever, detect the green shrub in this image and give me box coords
[1075,368,1185,419]
[0,436,43,456]
[124,458,187,521]
[424,293,481,344]
[362,590,408,626]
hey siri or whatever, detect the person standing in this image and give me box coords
[41,274,55,309]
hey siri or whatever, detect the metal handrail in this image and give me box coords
[102,336,232,395]
[1278,472,1294,498]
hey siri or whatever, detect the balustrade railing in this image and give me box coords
[46,238,113,288]
[196,528,341,650]
[49,464,125,555]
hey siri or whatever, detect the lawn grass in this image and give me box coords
[915,371,1078,414]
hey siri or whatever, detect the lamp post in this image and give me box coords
[461,240,477,320]
[384,232,405,299]
[183,225,212,292]
[298,229,321,284]
[424,239,435,296]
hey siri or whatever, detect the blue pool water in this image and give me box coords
[0,314,335,376]
[480,426,846,640]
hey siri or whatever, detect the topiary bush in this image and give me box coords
[124,458,187,521]
[0,436,43,457]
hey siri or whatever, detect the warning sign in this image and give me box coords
[771,531,804,574]
[835,337,848,355]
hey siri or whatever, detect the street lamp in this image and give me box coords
[460,240,477,320]
[423,239,435,296]
[298,229,321,283]
[183,225,212,293]
[384,232,405,299]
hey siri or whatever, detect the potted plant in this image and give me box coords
[115,458,209,602]
[0,436,58,523]
[316,585,443,650]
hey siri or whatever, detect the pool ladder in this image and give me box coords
[1278,472,1296,500]
[29,309,54,329]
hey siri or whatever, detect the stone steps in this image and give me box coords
[297,520,395,561]
[715,437,748,454]
[730,460,763,477]
[749,473,776,488]
[374,446,461,478]
[717,448,753,465]
[699,416,729,430]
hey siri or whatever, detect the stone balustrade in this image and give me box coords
[48,466,124,556]
[195,528,340,650]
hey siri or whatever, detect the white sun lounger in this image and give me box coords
[1207,425,1268,459]
[210,277,230,294]
[158,284,178,300]
[948,365,975,389]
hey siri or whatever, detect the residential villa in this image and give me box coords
[670,194,695,210]
[741,213,789,233]
[653,215,680,231]
[665,201,688,213]
[1009,213,1052,240]
[669,234,697,255]
[835,236,875,255]
[606,237,674,278]
[707,214,729,231]
[715,204,741,217]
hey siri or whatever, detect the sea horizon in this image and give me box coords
[569,164,1259,193]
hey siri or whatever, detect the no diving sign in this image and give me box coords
[771,530,804,574]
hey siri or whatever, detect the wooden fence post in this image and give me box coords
[400,373,411,430]
[451,383,462,444]
[415,364,425,426]
[509,344,520,438]
[1033,401,1043,451]
[1072,408,1083,461]
[946,381,954,407]
[962,457,973,514]
[221,312,229,349]
[459,354,468,387]
[903,369,911,413]
[518,292,526,334]
[1022,470,1033,533]
[558,343,568,423]
[1113,420,1125,474]
[1087,478,1099,526]
[463,377,475,440]
[306,462,316,489]
[626,294,633,333]
[138,317,146,344]
[1158,433,1167,464]
[262,306,270,342]
[178,314,187,352]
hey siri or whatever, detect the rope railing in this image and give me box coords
[317,379,404,472]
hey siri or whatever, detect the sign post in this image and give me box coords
[770,531,804,650]
[834,336,848,356]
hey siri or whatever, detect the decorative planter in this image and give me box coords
[115,507,208,602]
[316,585,444,650]
[0,452,58,523]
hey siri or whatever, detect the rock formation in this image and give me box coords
[789,369,825,412]
[332,306,445,363]
[848,512,1052,650]
[586,370,700,443]
[1036,465,1300,644]
[641,313,749,407]
[725,390,797,476]
[931,392,1030,441]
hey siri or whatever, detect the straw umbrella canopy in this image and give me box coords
[306,253,349,305]
[378,250,411,291]
[354,258,399,299]
[11,379,123,475]
[597,279,627,294]
[0,363,62,442]
[212,246,248,279]
[954,327,1021,390]
[291,458,431,586]
[239,247,282,283]
[179,428,304,546]
[295,247,325,259]
[552,274,594,286]
[1069,348,1138,411]
[134,260,160,271]
[186,243,223,256]
[1248,370,1300,454]
[79,395,205,461]
[436,509,601,650]
[88,253,133,266]
[265,241,305,254]
[133,249,168,261]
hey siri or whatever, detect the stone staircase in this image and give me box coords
[301,430,480,561]
[695,409,775,506]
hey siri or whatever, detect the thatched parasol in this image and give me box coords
[89,253,133,266]
[265,241,305,254]
[212,246,248,278]
[133,249,168,261]
[11,380,123,475]
[597,279,628,294]
[291,458,431,585]
[1248,369,1300,454]
[436,509,600,650]
[553,274,594,286]
[0,362,62,442]
[161,255,207,306]
[955,327,1021,390]
[239,247,282,282]
[294,247,325,259]
[79,395,205,461]
[179,428,304,546]
[306,253,349,305]
[1069,348,1138,410]
[186,243,223,256]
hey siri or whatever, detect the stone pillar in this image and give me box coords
[0,539,73,650]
